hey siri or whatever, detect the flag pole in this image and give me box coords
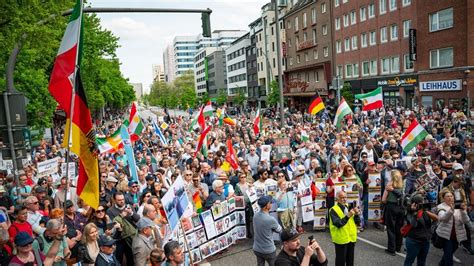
[64,0,83,214]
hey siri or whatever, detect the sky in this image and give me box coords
[89,0,269,93]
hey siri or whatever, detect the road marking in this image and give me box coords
[358,236,406,258]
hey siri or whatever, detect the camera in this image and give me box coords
[348,200,357,210]
[454,200,462,209]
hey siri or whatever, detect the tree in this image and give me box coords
[148,70,197,109]
[0,2,134,129]
[267,80,280,107]
[341,82,354,108]
[234,87,247,107]
[216,88,227,106]
[198,92,210,106]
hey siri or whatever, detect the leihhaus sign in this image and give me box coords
[377,76,417,87]
[420,79,462,92]
[285,78,309,93]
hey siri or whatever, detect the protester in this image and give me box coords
[275,178,296,231]
[132,218,155,265]
[253,195,282,266]
[95,235,120,266]
[32,218,71,266]
[381,170,405,255]
[329,191,360,266]
[162,240,186,266]
[275,229,328,266]
[9,232,61,266]
[77,223,100,265]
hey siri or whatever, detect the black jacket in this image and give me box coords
[95,252,121,266]
[275,246,328,266]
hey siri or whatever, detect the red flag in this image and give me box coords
[253,108,262,135]
[197,105,206,130]
[226,139,239,170]
[194,126,211,157]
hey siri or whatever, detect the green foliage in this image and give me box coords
[147,70,196,109]
[198,92,210,106]
[234,87,247,107]
[0,2,134,130]
[267,80,280,106]
[216,88,227,105]
[341,82,354,108]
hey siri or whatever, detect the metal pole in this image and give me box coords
[273,0,285,127]
[63,7,212,16]
[336,75,341,105]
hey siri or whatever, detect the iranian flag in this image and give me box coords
[253,108,262,135]
[401,119,428,153]
[333,98,353,128]
[96,128,123,154]
[194,126,211,157]
[355,87,383,111]
[203,101,214,117]
[128,102,144,141]
[301,130,309,142]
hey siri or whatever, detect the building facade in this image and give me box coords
[152,64,165,83]
[247,20,260,107]
[332,0,417,108]
[165,30,247,83]
[129,83,143,100]
[415,0,474,111]
[283,0,333,110]
[163,45,175,83]
[194,47,227,98]
[226,34,251,101]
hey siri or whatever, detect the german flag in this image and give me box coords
[48,0,99,208]
[308,95,325,115]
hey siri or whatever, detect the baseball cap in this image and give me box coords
[280,229,302,242]
[368,161,376,166]
[453,163,464,171]
[65,200,74,209]
[15,232,34,247]
[128,180,138,187]
[98,235,116,246]
[257,195,272,208]
[137,217,155,230]
[106,176,118,183]
[34,186,46,194]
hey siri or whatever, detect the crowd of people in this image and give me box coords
[0,104,472,266]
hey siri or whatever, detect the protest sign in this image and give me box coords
[313,210,327,229]
[162,176,189,232]
[273,138,291,160]
[260,145,272,162]
[60,162,76,178]
[37,158,59,178]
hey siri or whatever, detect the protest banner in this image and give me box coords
[260,145,272,162]
[273,138,291,160]
[61,162,76,178]
[162,176,189,232]
[37,157,59,178]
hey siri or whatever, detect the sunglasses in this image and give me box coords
[96,209,105,213]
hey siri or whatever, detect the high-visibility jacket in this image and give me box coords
[329,204,357,245]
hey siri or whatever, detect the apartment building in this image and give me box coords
[226,34,251,101]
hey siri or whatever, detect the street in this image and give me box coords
[206,225,474,266]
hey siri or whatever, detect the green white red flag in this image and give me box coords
[401,119,428,153]
[333,98,353,128]
[355,87,383,111]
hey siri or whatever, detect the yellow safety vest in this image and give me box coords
[329,204,357,245]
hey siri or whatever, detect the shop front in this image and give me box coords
[418,78,466,111]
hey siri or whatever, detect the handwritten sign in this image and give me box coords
[37,158,59,178]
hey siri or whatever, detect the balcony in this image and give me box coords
[296,39,317,51]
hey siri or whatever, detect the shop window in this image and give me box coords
[435,99,445,110]
[448,98,461,109]
[421,96,433,108]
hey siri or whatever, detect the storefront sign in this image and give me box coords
[377,76,417,87]
[296,39,316,51]
[420,79,462,92]
[409,29,417,61]
[285,78,309,93]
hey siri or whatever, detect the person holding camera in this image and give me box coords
[329,191,360,266]
[435,189,470,265]
[275,229,327,266]
[403,194,438,266]
[381,170,405,256]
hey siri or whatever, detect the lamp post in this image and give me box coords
[272,0,285,127]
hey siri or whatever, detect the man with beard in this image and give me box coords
[275,229,328,266]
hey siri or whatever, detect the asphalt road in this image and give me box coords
[205,225,473,266]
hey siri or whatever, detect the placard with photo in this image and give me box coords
[368,172,382,188]
[222,215,232,232]
[195,228,207,245]
[180,216,194,234]
[344,178,360,192]
[314,179,327,193]
[313,210,327,229]
[252,201,261,214]
[235,196,245,209]
[229,212,237,228]
[225,232,233,247]
[334,182,348,196]
[266,184,278,196]
[246,186,258,203]
[314,198,328,210]
[208,239,220,256]
[201,210,218,239]
[191,215,203,230]
[300,187,313,206]
[186,232,198,249]
[199,242,211,259]
[235,226,247,240]
[190,248,202,264]
[217,235,228,251]
[368,207,382,221]
[368,192,381,203]
[227,197,236,213]
[235,211,246,225]
[302,203,315,222]
[215,218,225,235]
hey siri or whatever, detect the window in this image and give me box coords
[313,49,318,59]
[353,63,359,77]
[287,20,292,29]
[337,65,343,76]
[323,47,329,57]
[321,2,327,13]
[390,24,398,41]
[305,52,309,62]
[303,32,307,42]
[389,0,397,11]
[344,38,351,51]
[322,24,328,35]
[335,0,340,7]
[297,55,301,64]
[368,4,375,18]
[421,96,433,108]
[288,38,292,47]
[343,0,348,3]
[362,61,370,76]
[380,27,388,43]
[312,29,317,44]
[350,10,357,25]
[381,58,390,74]
[370,59,378,75]
[295,17,299,31]
[360,7,367,21]
[311,8,316,24]
[361,33,368,47]
[303,13,307,28]
[404,54,414,72]
[430,8,453,32]
[336,40,342,53]
[345,64,353,78]
[315,71,319,82]
[390,56,399,73]
[289,57,293,66]
[343,14,349,27]
[335,17,341,30]
[379,0,387,14]
[403,20,411,38]
[430,47,453,68]
[296,36,299,47]
[370,31,376,45]
[351,36,358,50]
[403,0,411,6]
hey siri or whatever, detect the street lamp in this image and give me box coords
[272,0,285,127]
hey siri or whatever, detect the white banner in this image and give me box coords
[37,158,59,177]
[61,162,76,178]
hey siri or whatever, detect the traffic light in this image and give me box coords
[201,12,211,37]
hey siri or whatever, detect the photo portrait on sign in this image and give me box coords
[227,197,236,213]
[236,226,247,239]
[215,219,225,235]
[235,196,245,209]
[199,243,211,259]
[314,179,327,193]
[313,211,327,229]
[334,183,347,196]
[368,173,381,187]
[201,210,218,239]
[191,215,202,230]
[246,186,258,203]
[302,204,315,222]
[186,232,198,249]
[211,202,224,220]
[368,208,381,221]
[191,248,202,264]
[314,199,327,210]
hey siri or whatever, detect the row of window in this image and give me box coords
[288,71,321,83]
[337,54,414,79]
[227,47,246,61]
[288,48,328,66]
[288,25,328,50]
[228,60,246,72]
[289,4,324,32]
[228,73,247,84]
